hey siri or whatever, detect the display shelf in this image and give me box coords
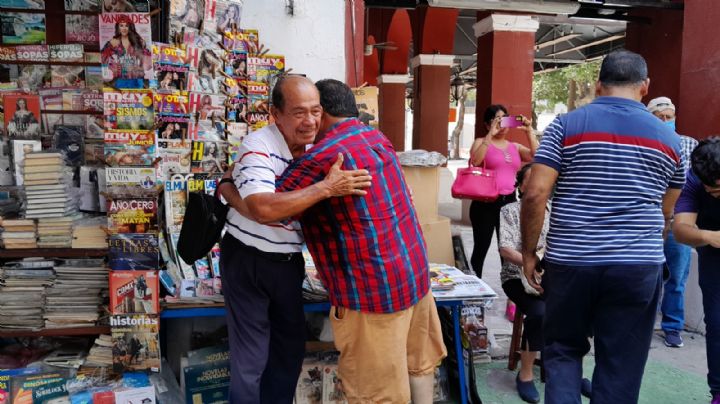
[0,325,110,338]
[0,248,108,259]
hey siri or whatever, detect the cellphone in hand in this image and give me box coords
[500,115,524,128]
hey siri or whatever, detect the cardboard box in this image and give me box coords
[420,216,455,266]
[402,166,439,224]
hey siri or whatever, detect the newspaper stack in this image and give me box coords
[44,258,108,328]
[0,259,54,329]
[37,217,76,248]
[428,264,497,301]
[0,219,37,249]
[22,152,78,220]
[72,216,108,249]
[396,150,448,167]
[84,334,113,368]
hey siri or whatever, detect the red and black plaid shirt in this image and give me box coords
[276,119,430,313]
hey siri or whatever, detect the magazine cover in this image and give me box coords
[0,13,46,45]
[102,0,149,12]
[222,29,258,54]
[247,54,284,87]
[2,0,45,9]
[64,0,100,11]
[151,43,186,66]
[0,47,16,62]
[153,91,188,116]
[188,92,226,121]
[226,93,246,122]
[209,244,221,277]
[50,65,85,87]
[3,94,40,138]
[81,90,104,112]
[152,66,187,91]
[99,13,152,89]
[246,110,269,133]
[49,44,83,62]
[163,173,188,233]
[14,45,48,62]
[110,314,160,373]
[198,0,218,45]
[9,373,67,404]
[85,51,103,89]
[226,121,247,162]
[190,140,226,174]
[168,0,204,37]
[109,270,159,314]
[157,140,191,179]
[104,130,156,166]
[65,14,99,47]
[215,0,242,33]
[105,166,156,188]
[86,114,105,139]
[0,368,41,404]
[188,120,225,141]
[225,51,247,79]
[84,142,104,166]
[103,89,154,131]
[107,197,159,233]
[11,139,41,186]
[16,65,49,90]
[246,81,269,114]
[52,125,84,166]
[156,115,188,140]
[352,86,379,127]
[183,359,230,404]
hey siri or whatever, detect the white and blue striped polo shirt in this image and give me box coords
[535,96,686,266]
[225,124,303,253]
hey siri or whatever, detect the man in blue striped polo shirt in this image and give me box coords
[520,50,686,404]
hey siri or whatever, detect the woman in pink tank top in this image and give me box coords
[467,104,538,278]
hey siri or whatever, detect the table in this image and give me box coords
[161,298,490,404]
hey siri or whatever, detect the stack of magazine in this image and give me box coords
[0,259,54,329]
[0,219,37,249]
[37,216,76,248]
[44,258,107,328]
[72,215,108,249]
[22,152,78,219]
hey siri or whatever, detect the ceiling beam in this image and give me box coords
[535,57,586,64]
[545,34,624,57]
[536,33,583,50]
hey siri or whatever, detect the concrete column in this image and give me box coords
[378,74,410,151]
[473,14,538,145]
[410,54,455,154]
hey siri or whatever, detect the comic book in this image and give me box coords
[109,270,159,314]
[110,314,160,373]
[226,121,247,162]
[14,45,48,62]
[64,0,100,11]
[99,13,152,89]
[101,0,149,12]
[2,0,45,9]
[107,197,158,233]
[190,140,226,174]
[3,93,41,138]
[215,0,242,34]
[103,89,155,131]
[0,13,46,45]
[104,131,156,166]
[65,14,99,47]
[49,44,83,62]
[188,92,226,122]
[188,120,225,141]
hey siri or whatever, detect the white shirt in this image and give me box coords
[225,124,303,253]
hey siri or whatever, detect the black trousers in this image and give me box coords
[469,194,515,278]
[542,262,662,404]
[502,279,545,352]
[220,234,306,404]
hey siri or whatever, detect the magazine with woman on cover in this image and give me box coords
[99,13,152,89]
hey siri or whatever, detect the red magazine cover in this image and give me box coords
[3,94,41,138]
[109,270,159,315]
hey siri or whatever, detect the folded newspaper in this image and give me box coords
[429,264,497,301]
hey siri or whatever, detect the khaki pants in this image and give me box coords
[329,292,447,403]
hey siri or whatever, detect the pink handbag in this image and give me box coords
[451,161,499,202]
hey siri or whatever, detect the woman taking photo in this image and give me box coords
[468,104,537,278]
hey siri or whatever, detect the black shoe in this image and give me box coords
[581,378,592,398]
[516,373,540,403]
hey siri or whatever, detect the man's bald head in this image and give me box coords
[271,75,318,112]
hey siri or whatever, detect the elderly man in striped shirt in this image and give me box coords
[520,50,686,404]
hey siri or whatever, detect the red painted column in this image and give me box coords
[378,74,409,151]
[678,0,720,139]
[411,55,455,154]
[345,0,365,87]
[474,14,538,146]
[625,8,684,109]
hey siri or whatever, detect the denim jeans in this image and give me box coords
[698,250,720,395]
[542,262,662,404]
[661,230,692,332]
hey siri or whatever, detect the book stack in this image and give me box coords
[0,219,37,249]
[22,152,78,220]
[37,216,75,248]
[84,335,114,369]
[72,216,108,249]
[0,259,54,330]
[44,258,107,328]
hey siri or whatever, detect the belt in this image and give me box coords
[235,239,302,262]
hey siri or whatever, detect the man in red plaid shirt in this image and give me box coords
[276,79,446,403]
